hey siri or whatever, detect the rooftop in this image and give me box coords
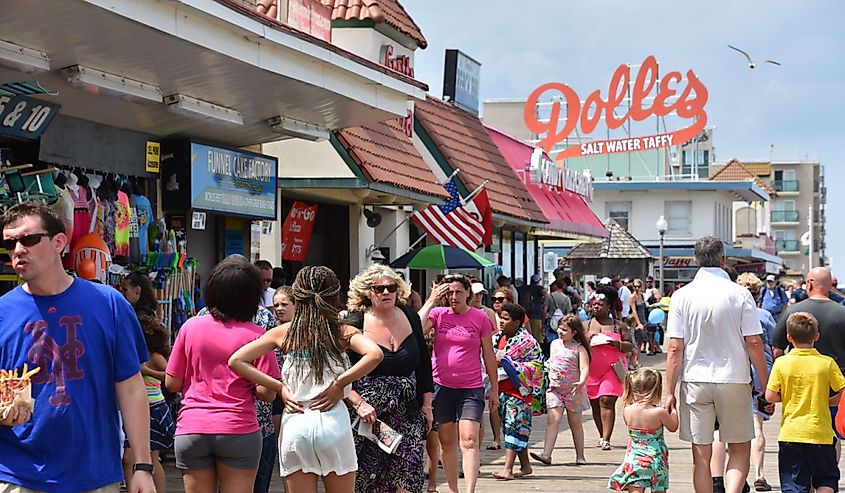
[565,219,653,260]
[334,119,449,201]
[414,97,547,224]
[326,0,428,48]
[592,179,770,202]
[709,159,775,195]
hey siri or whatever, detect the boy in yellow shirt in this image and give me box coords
[766,312,845,493]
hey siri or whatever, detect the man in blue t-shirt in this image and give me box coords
[0,202,153,493]
[761,274,789,319]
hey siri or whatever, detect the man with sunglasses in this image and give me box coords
[0,201,154,493]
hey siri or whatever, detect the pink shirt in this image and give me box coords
[166,315,281,435]
[429,307,494,389]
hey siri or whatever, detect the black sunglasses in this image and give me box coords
[492,296,507,303]
[370,284,399,294]
[2,232,54,251]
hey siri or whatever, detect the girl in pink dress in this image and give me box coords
[532,314,591,465]
[586,285,634,450]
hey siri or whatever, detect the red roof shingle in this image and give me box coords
[710,158,775,195]
[414,96,547,224]
[323,0,427,48]
[335,119,449,201]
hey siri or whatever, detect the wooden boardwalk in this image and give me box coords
[161,352,845,492]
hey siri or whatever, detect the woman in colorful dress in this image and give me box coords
[490,303,545,481]
[343,265,434,493]
[586,284,634,450]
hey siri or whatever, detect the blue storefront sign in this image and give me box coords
[0,94,61,140]
[190,143,278,219]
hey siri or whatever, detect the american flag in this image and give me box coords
[411,178,484,251]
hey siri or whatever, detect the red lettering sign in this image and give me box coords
[524,55,708,163]
[381,45,415,78]
[398,109,412,138]
[280,201,318,262]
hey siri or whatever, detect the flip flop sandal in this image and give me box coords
[513,470,533,478]
[491,472,514,481]
[485,442,501,450]
[529,452,552,465]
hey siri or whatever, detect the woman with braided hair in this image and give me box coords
[230,265,383,493]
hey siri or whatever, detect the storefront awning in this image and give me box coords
[485,125,607,239]
[0,0,427,148]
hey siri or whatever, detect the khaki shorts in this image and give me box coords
[0,482,119,493]
[679,381,754,445]
[528,319,544,343]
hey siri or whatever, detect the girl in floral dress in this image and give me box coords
[531,314,591,466]
[608,368,678,492]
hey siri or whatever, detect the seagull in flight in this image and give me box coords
[728,45,781,69]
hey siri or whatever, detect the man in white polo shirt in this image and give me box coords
[664,236,771,493]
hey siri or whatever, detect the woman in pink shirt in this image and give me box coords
[165,255,281,493]
[420,274,498,493]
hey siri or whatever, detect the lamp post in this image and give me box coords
[656,215,668,295]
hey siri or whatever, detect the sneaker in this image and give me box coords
[712,476,725,493]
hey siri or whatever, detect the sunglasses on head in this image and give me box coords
[370,284,399,294]
[442,274,466,282]
[2,232,54,251]
[492,296,507,303]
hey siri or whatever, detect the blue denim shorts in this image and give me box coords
[778,441,839,492]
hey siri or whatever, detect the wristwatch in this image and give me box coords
[132,463,155,474]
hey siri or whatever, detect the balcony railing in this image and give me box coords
[774,180,799,192]
[771,210,800,222]
[776,240,800,252]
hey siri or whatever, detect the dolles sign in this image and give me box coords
[524,55,708,161]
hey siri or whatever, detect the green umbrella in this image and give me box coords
[390,244,495,270]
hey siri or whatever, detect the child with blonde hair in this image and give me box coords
[608,368,678,492]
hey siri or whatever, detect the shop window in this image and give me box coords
[606,201,631,231]
[665,201,691,236]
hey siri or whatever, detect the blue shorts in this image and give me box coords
[778,441,839,492]
[433,385,485,424]
[830,406,844,440]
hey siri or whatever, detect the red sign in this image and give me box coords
[280,201,318,262]
[380,45,415,78]
[286,0,332,43]
[524,55,708,162]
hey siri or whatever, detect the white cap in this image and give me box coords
[766,274,776,282]
[599,277,612,285]
[471,282,487,295]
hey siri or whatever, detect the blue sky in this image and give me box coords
[405,0,843,271]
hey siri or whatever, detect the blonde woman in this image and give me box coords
[343,265,434,493]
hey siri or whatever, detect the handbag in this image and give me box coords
[610,359,627,383]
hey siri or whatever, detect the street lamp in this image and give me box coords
[656,215,668,295]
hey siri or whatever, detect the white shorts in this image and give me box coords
[279,403,357,477]
[679,381,754,445]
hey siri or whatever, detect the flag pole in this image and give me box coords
[375,168,462,252]
[460,179,490,206]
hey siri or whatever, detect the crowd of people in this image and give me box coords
[1,201,845,493]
